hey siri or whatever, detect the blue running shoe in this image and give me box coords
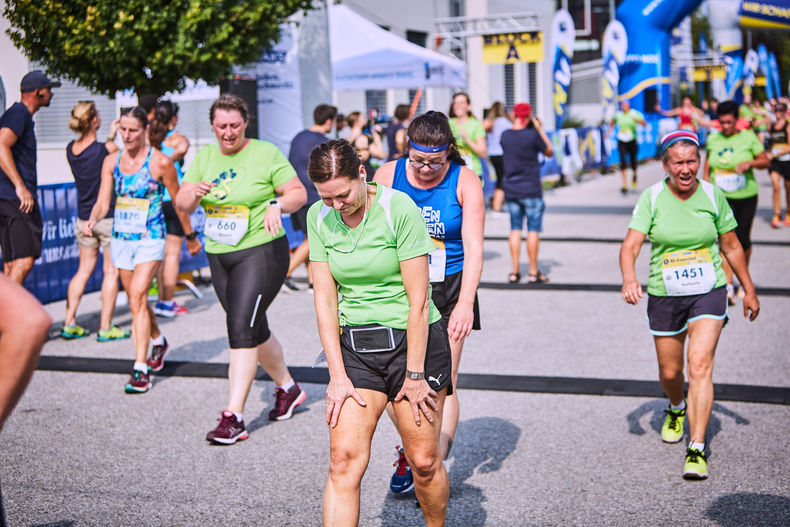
[390,445,414,494]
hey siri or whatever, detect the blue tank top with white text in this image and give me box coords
[392,157,464,276]
[112,147,165,240]
[159,129,184,202]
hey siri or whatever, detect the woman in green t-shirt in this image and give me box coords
[620,130,759,480]
[307,140,451,526]
[448,92,487,179]
[703,100,770,305]
[176,95,308,445]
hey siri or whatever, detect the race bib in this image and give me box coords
[713,168,746,193]
[661,248,716,296]
[617,129,634,142]
[772,143,790,162]
[113,197,149,235]
[428,238,446,283]
[204,204,249,246]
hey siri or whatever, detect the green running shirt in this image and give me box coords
[308,182,441,329]
[629,179,737,296]
[706,130,764,199]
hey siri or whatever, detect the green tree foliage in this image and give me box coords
[691,11,714,54]
[3,0,313,95]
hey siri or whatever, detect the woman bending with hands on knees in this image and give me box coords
[620,131,759,480]
[176,94,308,444]
[308,139,452,526]
[374,111,484,495]
[84,106,195,393]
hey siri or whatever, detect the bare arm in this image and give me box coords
[719,231,759,321]
[83,154,116,235]
[532,117,554,157]
[0,127,34,213]
[448,167,485,342]
[165,132,189,164]
[371,160,397,187]
[736,150,770,173]
[104,119,121,154]
[0,274,52,429]
[620,228,646,305]
[262,176,307,236]
[369,130,387,160]
[313,261,367,428]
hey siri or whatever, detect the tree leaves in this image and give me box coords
[3,0,314,96]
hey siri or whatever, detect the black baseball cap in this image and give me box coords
[20,70,62,92]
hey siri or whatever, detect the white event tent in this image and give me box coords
[328,4,467,91]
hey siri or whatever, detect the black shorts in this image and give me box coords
[290,204,311,234]
[162,200,185,237]
[341,320,453,401]
[431,270,481,330]
[770,160,790,180]
[727,195,758,252]
[647,286,728,336]
[490,155,505,190]
[618,140,638,172]
[207,236,289,348]
[0,199,42,261]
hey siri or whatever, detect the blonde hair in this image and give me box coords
[69,101,97,135]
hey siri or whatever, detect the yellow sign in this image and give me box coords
[693,65,726,81]
[482,32,544,64]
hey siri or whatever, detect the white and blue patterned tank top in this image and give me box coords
[112,147,165,240]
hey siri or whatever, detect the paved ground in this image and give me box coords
[2,160,789,526]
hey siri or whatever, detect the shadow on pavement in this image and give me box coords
[626,400,750,445]
[378,417,521,527]
[706,493,790,527]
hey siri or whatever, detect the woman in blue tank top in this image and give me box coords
[374,111,484,494]
[84,106,189,394]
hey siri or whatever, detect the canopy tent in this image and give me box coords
[328,4,466,91]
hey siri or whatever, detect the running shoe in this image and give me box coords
[206,411,249,445]
[620,186,628,195]
[153,301,187,317]
[785,213,790,227]
[146,337,170,372]
[631,180,638,190]
[390,446,414,494]
[770,215,781,228]
[125,369,151,393]
[683,447,708,480]
[97,325,130,342]
[281,277,302,293]
[61,324,90,339]
[268,383,306,421]
[661,405,686,443]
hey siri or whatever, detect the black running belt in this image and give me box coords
[36,356,790,405]
[483,235,790,247]
[477,281,790,296]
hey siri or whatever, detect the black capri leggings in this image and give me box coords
[727,195,758,252]
[618,140,638,172]
[490,155,505,190]
[207,235,289,348]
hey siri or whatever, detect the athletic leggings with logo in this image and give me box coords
[207,236,289,348]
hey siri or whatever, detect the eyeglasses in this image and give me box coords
[408,156,447,171]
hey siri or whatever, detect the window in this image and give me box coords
[409,89,425,115]
[406,30,428,48]
[34,79,117,146]
[366,90,387,119]
[504,64,515,111]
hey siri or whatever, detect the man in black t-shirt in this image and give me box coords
[282,104,336,292]
[0,71,60,284]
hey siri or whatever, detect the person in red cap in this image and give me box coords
[500,102,553,283]
[0,71,60,284]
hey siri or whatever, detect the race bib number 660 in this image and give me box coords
[204,204,249,246]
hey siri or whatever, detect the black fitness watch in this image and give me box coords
[185,232,198,241]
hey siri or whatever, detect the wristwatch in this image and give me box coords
[406,369,425,380]
[185,232,198,241]
[269,199,281,208]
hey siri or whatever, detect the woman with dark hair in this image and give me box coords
[621,131,759,480]
[61,101,129,342]
[765,102,790,227]
[483,101,512,211]
[149,100,201,319]
[176,94,308,444]
[703,100,770,304]
[84,106,188,393]
[448,92,487,180]
[374,110,484,495]
[309,139,451,526]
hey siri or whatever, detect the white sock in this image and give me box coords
[670,400,686,411]
[233,412,243,422]
[151,335,165,346]
[689,441,705,452]
[134,361,148,373]
[278,379,295,391]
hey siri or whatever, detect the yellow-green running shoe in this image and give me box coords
[97,325,131,342]
[661,405,686,443]
[61,324,90,339]
[683,447,708,480]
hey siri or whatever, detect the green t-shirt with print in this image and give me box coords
[184,139,297,254]
[450,116,486,177]
[614,109,644,142]
[628,179,737,296]
[308,182,441,329]
[706,130,764,199]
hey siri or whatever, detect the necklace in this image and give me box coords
[331,183,371,254]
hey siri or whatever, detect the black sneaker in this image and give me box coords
[281,277,302,293]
